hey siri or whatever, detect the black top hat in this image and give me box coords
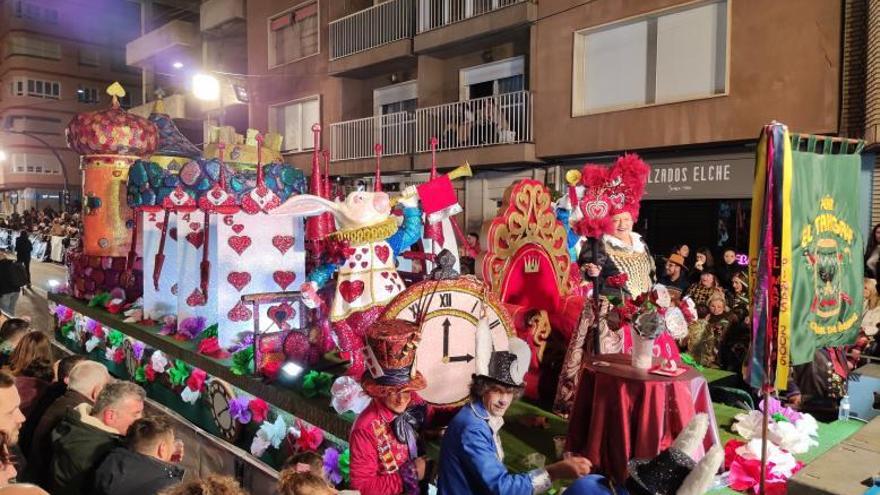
[626,448,697,495]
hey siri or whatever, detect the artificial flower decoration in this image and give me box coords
[159,316,178,336]
[250,434,272,458]
[85,336,103,353]
[725,439,804,495]
[105,298,125,314]
[104,346,117,362]
[177,316,207,341]
[256,415,288,450]
[113,348,125,364]
[54,305,74,323]
[249,398,269,424]
[86,318,105,338]
[180,386,201,405]
[151,351,169,373]
[167,360,191,387]
[323,447,342,485]
[144,363,157,382]
[132,341,145,361]
[231,348,255,376]
[88,292,111,308]
[330,376,371,415]
[302,370,333,398]
[134,365,147,383]
[229,396,253,425]
[186,368,208,393]
[229,332,255,354]
[260,361,282,380]
[59,322,75,339]
[106,330,125,348]
[122,307,144,323]
[197,336,230,359]
[731,397,819,455]
[605,272,629,289]
[294,419,324,452]
[338,447,351,484]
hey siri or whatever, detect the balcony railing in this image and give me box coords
[329,111,416,162]
[417,0,525,33]
[329,0,416,60]
[416,91,532,153]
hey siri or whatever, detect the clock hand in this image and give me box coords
[442,318,451,359]
[448,354,474,363]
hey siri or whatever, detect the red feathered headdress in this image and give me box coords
[573,153,651,238]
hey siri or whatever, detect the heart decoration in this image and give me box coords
[227,301,252,322]
[240,186,281,214]
[584,200,609,220]
[609,192,626,209]
[189,222,201,231]
[232,224,245,234]
[228,235,252,255]
[227,272,251,292]
[381,272,390,279]
[273,271,296,290]
[186,288,207,307]
[360,262,368,268]
[185,231,204,249]
[155,222,164,231]
[267,302,295,330]
[169,227,178,241]
[272,235,294,255]
[338,280,365,303]
[374,245,390,264]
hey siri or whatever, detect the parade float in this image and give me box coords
[48,86,876,494]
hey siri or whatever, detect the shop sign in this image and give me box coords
[643,154,755,200]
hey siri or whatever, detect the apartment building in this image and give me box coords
[244,0,869,255]
[0,0,142,214]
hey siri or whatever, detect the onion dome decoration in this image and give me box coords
[66,82,158,157]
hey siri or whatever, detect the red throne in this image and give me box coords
[482,180,584,400]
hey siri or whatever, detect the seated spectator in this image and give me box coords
[20,354,88,455]
[0,320,30,368]
[158,474,249,495]
[25,360,109,488]
[4,333,53,418]
[658,253,690,292]
[50,381,145,495]
[685,268,727,316]
[94,416,185,495]
[687,296,733,369]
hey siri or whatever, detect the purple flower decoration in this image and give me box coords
[85,318,100,334]
[178,316,207,340]
[760,396,803,423]
[229,332,254,353]
[132,341,145,361]
[229,396,252,425]
[159,316,177,336]
[53,305,68,319]
[323,447,342,485]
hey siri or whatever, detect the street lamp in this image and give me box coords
[192,73,220,101]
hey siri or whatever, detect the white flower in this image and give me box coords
[663,308,689,339]
[85,336,103,353]
[732,410,764,439]
[258,416,289,449]
[736,438,799,477]
[652,284,672,308]
[795,414,819,438]
[180,387,201,405]
[151,351,169,373]
[104,346,117,362]
[250,434,271,457]
[330,376,371,415]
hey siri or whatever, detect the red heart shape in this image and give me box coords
[228,235,252,255]
[272,235,294,255]
[227,301,252,322]
[360,261,368,268]
[338,280,365,303]
[609,193,626,209]
[585,200,609,220]
[186,288,206,307]
[273,271,296,290]
[189,222,201,231]
[381,272,390,279]
[227,271,251,292]
[267,302,295,329]
[155,221,164,231]
[232,224,245,234]
[355,254,362,261]
[375,245,390,264]
[169,227,178,241]
[186,231,204,249]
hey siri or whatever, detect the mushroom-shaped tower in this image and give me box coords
[66,82,158,256]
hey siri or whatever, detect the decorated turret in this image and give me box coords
[66,83,158,257]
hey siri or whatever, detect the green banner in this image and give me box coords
[787,148,863,365]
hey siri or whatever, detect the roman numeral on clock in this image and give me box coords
[488,319,501,330]
[439,293,452,308]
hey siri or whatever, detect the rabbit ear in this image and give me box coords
[671,413,709,458]
[271,195,340,218]
[676,444,724,495]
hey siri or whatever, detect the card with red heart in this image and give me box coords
[141,210,179,320]
[175,211,218,332]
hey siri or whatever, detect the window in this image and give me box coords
[78,47,100,67]
[11,77,60,99]
[7,115,62,135]
[77,86,99,104]
[6,35,61,60]
[573,0,727,115]
[10,153,60,175]
[268,2,319,67]
[459,56,525,100]
[270,96,320,152]
[14,1,58,23]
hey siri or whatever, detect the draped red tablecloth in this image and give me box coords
[565,353,719,484]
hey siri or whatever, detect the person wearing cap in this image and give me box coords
[349,320,427,495]
[562,414,723,495]
[658,253,690,293]
[437,325,592,494]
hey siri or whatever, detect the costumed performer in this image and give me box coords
[273,187,423,378]
[350,320,428,495]
[562,414,723,495]
[437,322,592,494]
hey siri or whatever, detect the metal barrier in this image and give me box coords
[417,0,525,33]
[329,111,416,161]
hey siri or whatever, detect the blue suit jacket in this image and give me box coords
[437,402,534,495]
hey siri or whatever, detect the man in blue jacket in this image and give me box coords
[437,330,592,494]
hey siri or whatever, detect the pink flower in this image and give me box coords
[186,368,207,392]
[249,398,269,424]
[144,363,157,382]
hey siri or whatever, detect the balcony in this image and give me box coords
[414,91,537,168]
[414,0,535,55]
[200,0,245,34]
[328,0,416,78]
[126,20,199,70]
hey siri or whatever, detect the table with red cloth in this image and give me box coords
[565,353,720,484]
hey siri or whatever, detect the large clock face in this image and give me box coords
[380,277,514,407]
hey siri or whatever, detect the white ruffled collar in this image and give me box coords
[603,232,646,253]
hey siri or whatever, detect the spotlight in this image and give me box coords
[192,73,220,101]
[48,279,60,289]
[281,361,304,379]
[172,61,184,69]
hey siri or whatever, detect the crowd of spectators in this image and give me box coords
[0,317,343,495]
[0,208,81,240]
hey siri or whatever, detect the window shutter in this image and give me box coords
[270,13,292,31]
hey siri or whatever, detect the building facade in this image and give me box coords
[243,0,858,258]
[0,0,143,214]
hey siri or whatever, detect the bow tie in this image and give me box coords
[392,407,424,460]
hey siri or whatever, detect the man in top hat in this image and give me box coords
[560,414,723,495]
[658,253,690,293]
[350,320,427,495]
[437,324,592,494]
